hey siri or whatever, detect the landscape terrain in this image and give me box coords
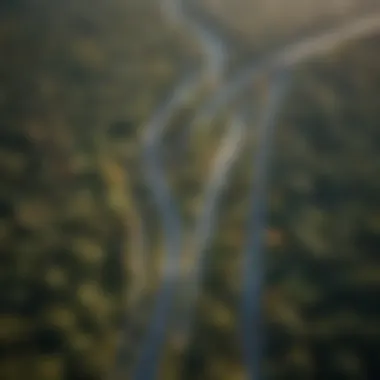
[0,1,379,380]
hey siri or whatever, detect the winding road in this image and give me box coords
[167,6,380,380]
[128,2,380,380]
[132,1,230,379]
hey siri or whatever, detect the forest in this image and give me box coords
[0,1,379,380]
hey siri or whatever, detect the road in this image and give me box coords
[131,0,230,379]
[131,2,380,380]
[241,70,292,380]
[167,7,380,380]
[189,10,380,130]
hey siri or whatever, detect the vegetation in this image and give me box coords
[1,1,379,380]
[175,34,380,380]
[0,1,194,379]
